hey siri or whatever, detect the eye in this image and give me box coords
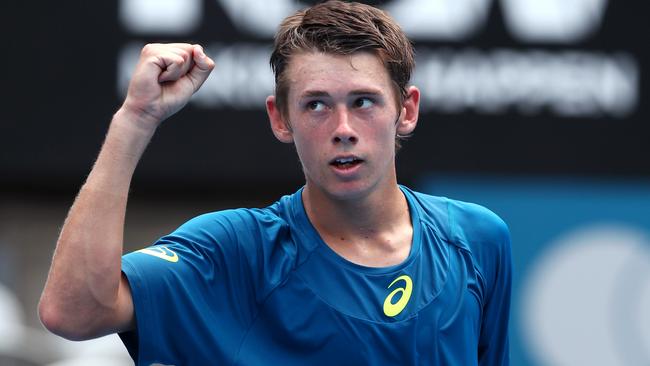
[353,97,374,109]
[306,100,326,112]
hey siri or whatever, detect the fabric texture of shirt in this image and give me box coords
[119,186,512,365]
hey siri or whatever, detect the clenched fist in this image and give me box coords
[121,43,215,130]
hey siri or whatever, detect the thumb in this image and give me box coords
[186,45,215,93]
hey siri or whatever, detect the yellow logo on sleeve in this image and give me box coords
[136,246,179,263]
[383,274,413,317]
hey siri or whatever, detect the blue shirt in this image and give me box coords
[120,186,512,365]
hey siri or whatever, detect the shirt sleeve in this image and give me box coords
[476,216,512,366]
[118,208,296,364]
[449,200,513,366]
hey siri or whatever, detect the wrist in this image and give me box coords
[102,108,158,164]
[115,103,162,135]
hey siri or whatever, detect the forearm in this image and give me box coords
[39,43,213,340]
[39,108,155,338]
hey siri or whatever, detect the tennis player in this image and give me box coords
[39,1,512,364]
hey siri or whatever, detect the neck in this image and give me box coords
[304,184,403,231]
[302,181,413,266]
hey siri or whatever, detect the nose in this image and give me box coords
[332,109,358,145]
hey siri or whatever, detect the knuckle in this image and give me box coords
[141,43,166,55]
[173,54,185,65]
[179,50,190,62]
[141,43,156,55]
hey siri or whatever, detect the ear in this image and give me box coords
[396,86,420,136]
[266,95,294,143]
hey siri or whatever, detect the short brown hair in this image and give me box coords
[270,0,415,117]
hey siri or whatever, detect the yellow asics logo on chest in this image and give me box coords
[383,274,413,317]
[137,246,179,263]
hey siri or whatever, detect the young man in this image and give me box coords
[39,1,511,365]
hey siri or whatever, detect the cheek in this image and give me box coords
[293,133,322,168]
[369,117,398,145]
[372,120,399,158]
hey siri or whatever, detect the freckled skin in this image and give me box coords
[272,52,415,203]
[266,51,420,267]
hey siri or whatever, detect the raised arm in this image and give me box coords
[38,43,214,340]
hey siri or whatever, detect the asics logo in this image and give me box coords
[137,246,179,263]
[383,274,413,317]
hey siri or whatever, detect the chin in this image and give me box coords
[320,180,379,202]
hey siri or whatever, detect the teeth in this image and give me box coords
[336,157,355,164]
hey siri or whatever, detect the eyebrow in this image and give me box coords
[299,89,384,99]
[301,90,329,98]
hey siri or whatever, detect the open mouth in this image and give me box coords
[330,156,364,169]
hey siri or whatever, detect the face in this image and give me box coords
[266,51,419,201]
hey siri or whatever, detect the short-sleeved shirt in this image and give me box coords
[119,186,512,365]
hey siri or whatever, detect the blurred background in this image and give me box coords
[2,0,648,365]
